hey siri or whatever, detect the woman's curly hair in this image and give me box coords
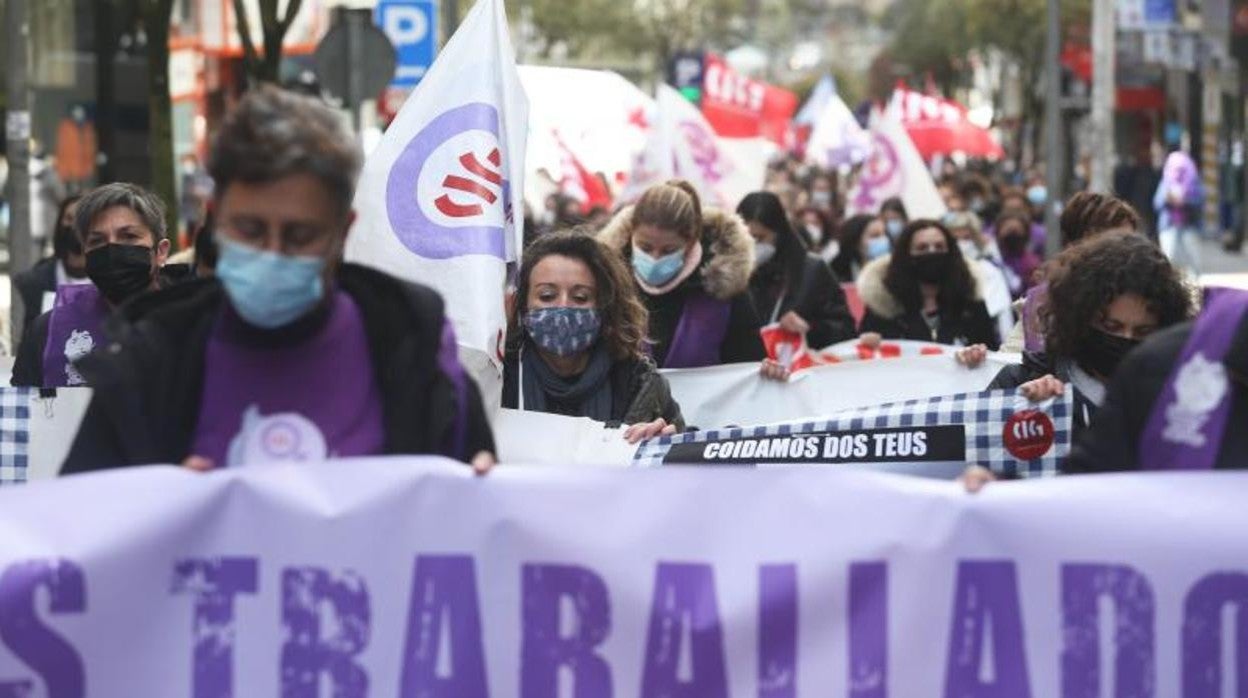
[1041,231,1193,359]
[509,228,650,361]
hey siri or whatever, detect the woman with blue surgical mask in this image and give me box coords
[599,180,764,368]
[831,214,889,283]
[502,229,684,443]
[879,196,909,241]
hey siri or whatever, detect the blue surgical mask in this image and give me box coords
[632,246,686,287]
[864,236,890,261]
[524,306,601,357]
[1026,186,1047,207]
[885,219,904,239]
[216,237,326,329]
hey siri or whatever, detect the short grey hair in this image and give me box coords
[75,182,169,243]
[208,85,361,220]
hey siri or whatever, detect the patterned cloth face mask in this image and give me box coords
[523,307,602,357]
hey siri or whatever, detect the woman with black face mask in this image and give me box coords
[957,231,1193,431]
[857,220,999,349]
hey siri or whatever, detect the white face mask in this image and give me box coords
[958,240,979,259]
[753,241,776,269]
[804,223,822,242]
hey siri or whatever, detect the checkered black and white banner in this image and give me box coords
[0,388,32,485]
[634,389,1072,477]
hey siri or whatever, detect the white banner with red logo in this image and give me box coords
[847,108,946,219]
[662,352,1012,430]
[347,0,528,381]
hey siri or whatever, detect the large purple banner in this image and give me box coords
[0,458,1243,696]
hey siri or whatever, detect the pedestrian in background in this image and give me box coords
[1153,150,1205,277]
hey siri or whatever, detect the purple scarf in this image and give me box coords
[41,284,108,388]
[1021,283,1048,353]
[661,292,732,369]
[1139,287,1248,470]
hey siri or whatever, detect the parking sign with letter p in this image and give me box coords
[375,0,437,87]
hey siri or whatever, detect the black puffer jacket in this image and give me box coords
[502,350,685,429]
[856,255,999,349]
[1065,318,1248,472]
[61,264,495,474]
[749,254,856,349]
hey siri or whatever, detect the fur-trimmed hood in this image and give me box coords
[598,205,754,301]
[856,254,985,319]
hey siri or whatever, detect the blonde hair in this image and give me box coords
[631,180,703,242]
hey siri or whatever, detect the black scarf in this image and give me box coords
[521,342,615,422]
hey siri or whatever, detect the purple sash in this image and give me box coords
[662,292,732,369]
[1139,287,1248,470]
[1021,283,1047,352]
[41,284,108,388]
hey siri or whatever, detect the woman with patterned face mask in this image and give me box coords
[598,180,764,369]
[503,230,684,443]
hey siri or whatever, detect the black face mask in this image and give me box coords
[1076,328,1142,379]
[911,252,952,283]
[999,231,1028,257]
[86,244,155,305]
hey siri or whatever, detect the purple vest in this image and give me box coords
[661,292,732,369]
[42,284,108,388]
[1139,287,1248,470]
[190,292,385,467]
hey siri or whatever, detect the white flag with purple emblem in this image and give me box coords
[804,87,870,169]
[846,108,945,219]
[347,0,527,389]
[661,84,766,210]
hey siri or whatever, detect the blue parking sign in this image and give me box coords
[375,0,437,88]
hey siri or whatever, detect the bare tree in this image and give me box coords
[232,0,306,84]
[141,0,179,244]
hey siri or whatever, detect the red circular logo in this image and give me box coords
[1003,410,1055,461]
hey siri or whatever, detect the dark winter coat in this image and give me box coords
[60,263,495,474]
[13,257,57,339]
[1064,317,1248,472]
[988,351,1101,431]
[598,206,765,367]
[749,253,856,349]
[12,265,197,389]
[502,351,685,429]
[855,255,1000,349]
